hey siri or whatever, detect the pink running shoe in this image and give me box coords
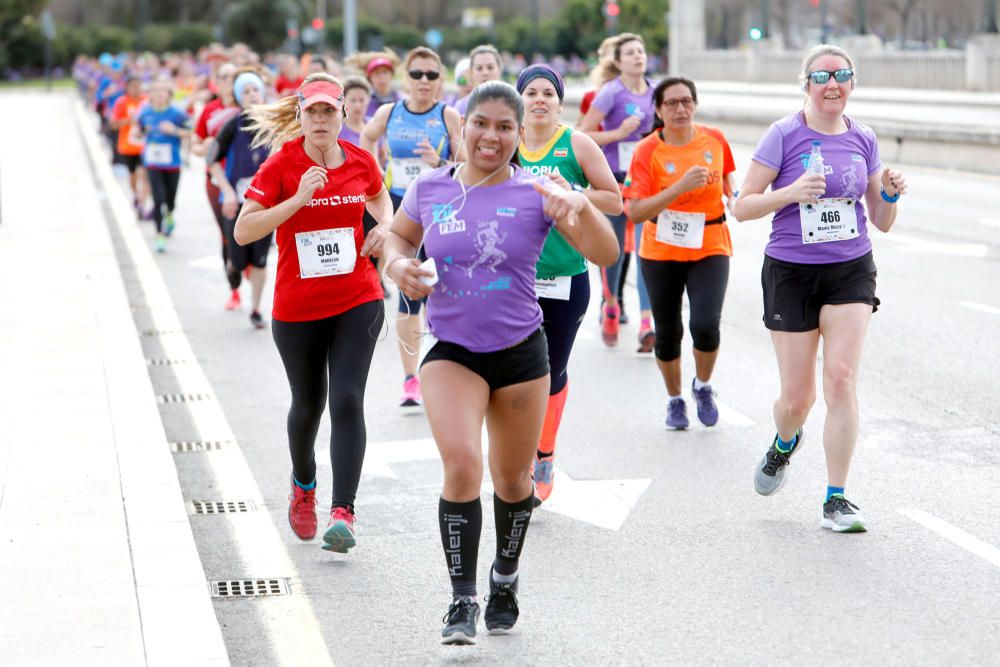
[400,375,422,407]
[288,479,317,540]
[322,506,357,553]
[601,304,620,347]
[224,289,241,310]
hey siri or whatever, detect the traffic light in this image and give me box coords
[603,0,620,32]
[311,17,324,30]
[749,27,764,40]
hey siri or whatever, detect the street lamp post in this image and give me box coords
[857,0,868,35]
[344,0,358,55]
[985,0,998,33]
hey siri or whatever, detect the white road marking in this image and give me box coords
[876,233,988,258]
[961,301,1000,316]
[540,468,651,531]
[717,401,756,426]
[899,509,1000,569]
[188,254,222,270]
[978,218,1000,228]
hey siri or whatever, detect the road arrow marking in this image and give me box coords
[538,468,651,531]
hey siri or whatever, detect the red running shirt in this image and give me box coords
[245,137,385,322]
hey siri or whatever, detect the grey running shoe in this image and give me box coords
[753,429,804,496]
[441,596,479,645]
[666,398,689,430]
[821,495,867,533]
[484,569,519,634]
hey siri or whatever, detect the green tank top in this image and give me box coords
[518,125,589,278]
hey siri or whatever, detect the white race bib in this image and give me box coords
[295,228,356,278]
[799,198,859,244]
[617,141,638,171]
[534,275,572,301]
[655,209,706,249]
[145,142,172,166]
[391,157,430,190]
[236,177,252,203]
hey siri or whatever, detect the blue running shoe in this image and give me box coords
[666,398,689,430]
[691,380,719,427]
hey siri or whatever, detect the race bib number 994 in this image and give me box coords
[295,228,356,278]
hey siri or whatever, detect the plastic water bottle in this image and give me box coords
[807,140,825,175]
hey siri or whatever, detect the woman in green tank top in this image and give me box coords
[515,65,622,505]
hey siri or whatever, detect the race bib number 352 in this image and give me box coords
[295,228,356,278]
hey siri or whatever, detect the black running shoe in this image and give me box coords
[441,596,479,645]
[484,569,519,634]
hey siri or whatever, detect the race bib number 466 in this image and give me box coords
[295,228,356,278]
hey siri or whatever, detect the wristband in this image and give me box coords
[880,188,900,203]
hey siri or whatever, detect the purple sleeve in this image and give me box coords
[751,122,784,171]
[591,82,616,116]
[401,176,422,222]
[864,127,883,176]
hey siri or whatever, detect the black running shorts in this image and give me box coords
[421,328,550,391]
[761,251,879,332]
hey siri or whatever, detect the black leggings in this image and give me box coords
[147,168,180,234]
[206,176,241,290]
[271,300,385,508]
[539,271,590,395]
[641,255,730,362]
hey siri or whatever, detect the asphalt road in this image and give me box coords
[113,132,1000,665]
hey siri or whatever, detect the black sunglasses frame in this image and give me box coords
[807,68,854,85]
[408,69,441,81]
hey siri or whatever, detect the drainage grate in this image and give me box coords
[170,440,232,452]
[147,358,193,366]
[141,328,183,337]
[190,500,257,515]
[210,578,290,598]
[157,393,213,404]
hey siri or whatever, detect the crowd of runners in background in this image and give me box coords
[74,35,906,645]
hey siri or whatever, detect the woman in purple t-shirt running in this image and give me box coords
[382,81,618,645]
[734,45,909,534]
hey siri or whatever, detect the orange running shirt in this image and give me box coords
[111,94,147,156]
[623,124,735,262]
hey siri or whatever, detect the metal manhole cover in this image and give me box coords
[170,440,232,452]
[210,578,290,598]
[190,500,257,515]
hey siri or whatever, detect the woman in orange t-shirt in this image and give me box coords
[623,76,736,431]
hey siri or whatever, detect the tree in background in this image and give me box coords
[224,0,296,53]
[0,0,47,69]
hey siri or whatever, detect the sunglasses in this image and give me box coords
[408,69,441,81]
[807,68,854,85]
[662,97,695,110]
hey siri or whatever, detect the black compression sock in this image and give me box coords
[493,492,534,576]
[439,497,482,598]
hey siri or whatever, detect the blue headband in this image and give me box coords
[515,65,564,102]
[233,72,265,106]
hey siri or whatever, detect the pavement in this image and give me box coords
[0,92,228,665]
[2,84,999,665]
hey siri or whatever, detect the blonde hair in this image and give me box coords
[592,33,645,87]
[245,72,342,151]
[344,49,400,79]
[799,44,856,89]
[589,36,619,87]
[403,46,442,71]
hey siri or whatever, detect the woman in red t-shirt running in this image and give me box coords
[234,73,394,554]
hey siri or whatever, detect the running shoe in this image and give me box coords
[154,234,167,253]
[619,308,629,325]
[666,397,689,430]
[224,289,241,310]
[533,454,555,504]
[400,375,422,407]
[250,311,266,329]
[441,596,480,645]
[691,380,719,427]
[637,328,655,354]
[322,506,357,553]
[753,429,805,496]
[484,569,520,634]
[162,204,175,236]
[287,477,317,540]
[601,304,620,347]
[821,495,867,533]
